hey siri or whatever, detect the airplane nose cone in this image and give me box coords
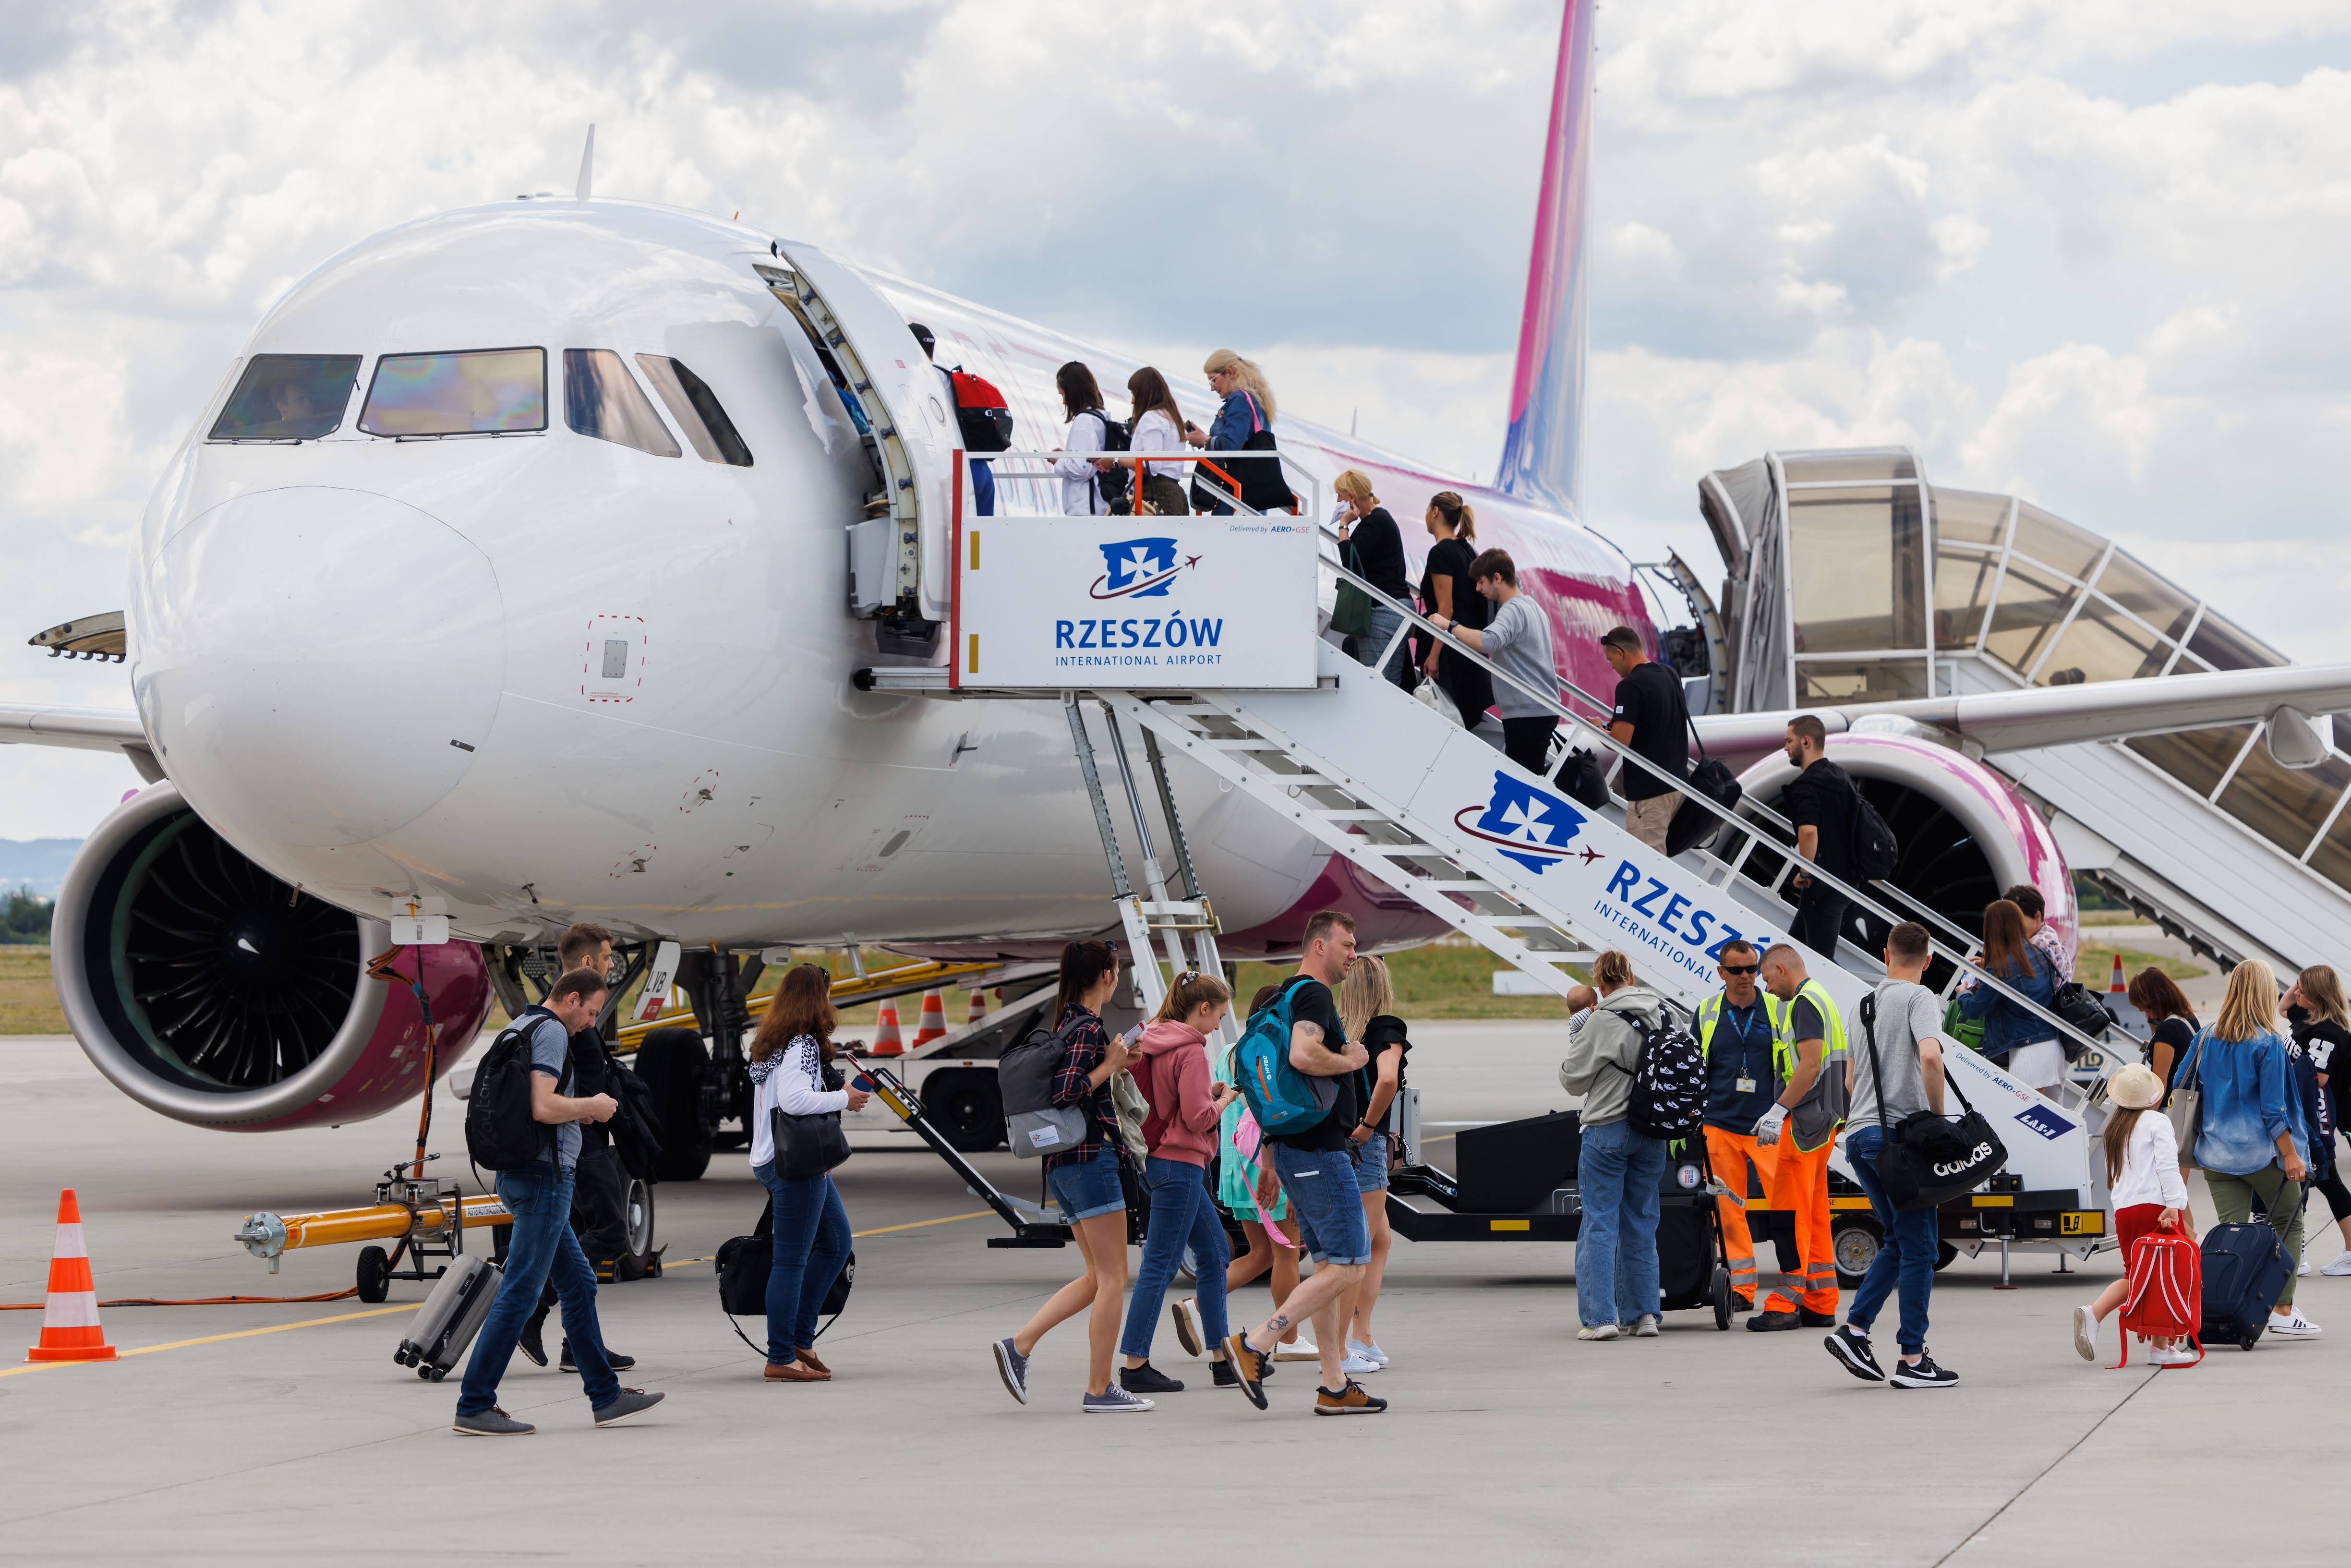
[136,487,505,850]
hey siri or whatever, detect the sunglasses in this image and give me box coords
[1720,964,1761,977]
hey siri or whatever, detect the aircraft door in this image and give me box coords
[764,244,956,625]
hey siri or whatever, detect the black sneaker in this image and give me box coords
[1212,1359,1241,1390]
[1120,1361,1184,1395]
[1824,1325,1884,1383]
[560,1341,635,1372]
[1746,1309,1802,1332]
[1798,1308,1838,1328]
[1890,1351,1959,1389]
[517,1311,548,1369]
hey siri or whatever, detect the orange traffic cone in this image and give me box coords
[870,997,904,1056]
[2109,951,2127,995]
[912,989,949,1048]
[26,1189,116,1363]
[965,987,989,1025]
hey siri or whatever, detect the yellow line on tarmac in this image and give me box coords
[2,1304,417,1379]
[854,1210,992,1237]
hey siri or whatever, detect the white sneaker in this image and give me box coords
[1577,1323,1620,1341]
[2321,1252,2351,1277]
[1270,1332,1319,1362]
[2269,1308,2323,1338]
[2299,1260,2314,1277]
[1347,1338,1388,1367]
[2071,1305,2098,1363]
[1339,1350,1380,1375]
[2150,1344,2201,1367]
[1632,1314,1660,1338]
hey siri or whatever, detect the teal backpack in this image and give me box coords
[1232,975,1338,1135]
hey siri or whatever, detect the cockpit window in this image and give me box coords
[209,355,362,441]
[635,355,753,467]
[564,350,679,457]
[359,348,547,437]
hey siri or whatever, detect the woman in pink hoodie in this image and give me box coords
[1115,971,1243,1395]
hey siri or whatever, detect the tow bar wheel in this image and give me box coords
[1710,1266,1734,1330]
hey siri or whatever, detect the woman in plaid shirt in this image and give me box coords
[992,941,1148,1412]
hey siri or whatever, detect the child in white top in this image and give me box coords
[2073,1063,2194,1366]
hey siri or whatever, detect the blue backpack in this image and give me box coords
[1232,976,1339,1135]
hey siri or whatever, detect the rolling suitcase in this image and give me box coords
[2198,1222,2289,1351]
[394,1254,503,1381]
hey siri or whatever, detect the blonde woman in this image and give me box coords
[1334,470,1411,688]
[1558,951,1668,1339]
[2282,965,2351,1273]
[2185,959,2318,1336]
[1338,954,1409,1368]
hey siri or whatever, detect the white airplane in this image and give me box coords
[7,0,2346,1156]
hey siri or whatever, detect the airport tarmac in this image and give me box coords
[2,1020,2341,1566]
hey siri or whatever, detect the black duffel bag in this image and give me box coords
[2049,980,2116,1059]
[1858,989,2008,1210]
[1665,714,1742,857]
[717,1199,855,1345]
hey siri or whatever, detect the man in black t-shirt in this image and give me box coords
[1780,715,1857,963]
[1600,625,1690,853]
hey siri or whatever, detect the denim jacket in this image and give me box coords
[1205,388,1263,453]
[1955,947,2057,1062]
[2185,1026,2308,1177]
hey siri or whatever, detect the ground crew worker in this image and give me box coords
[1694,940,1785,1313]
[1747,943,1846,1331]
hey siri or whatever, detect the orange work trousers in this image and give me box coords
[1701,1125,1772,1307]
[1762,1135,1838,1315]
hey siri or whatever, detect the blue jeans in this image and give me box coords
[1844,1124,1938,1353]
[1357,604,1410,688]
[458,1161,620,1415]
[1047,1146,1127,1221]
[1268,1142,1370,1265]
[1120,1158,1231,1360]
[752,1163,852,1364]
[969,459,995,517]
[1575,1119,1665,1327]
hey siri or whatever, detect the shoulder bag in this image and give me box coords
[1665,711,1741,857]
[1859,988,2008,1209]
[2166,1028,2208,1170]
[1331,535,1374,638]
[771,1047,852,1180]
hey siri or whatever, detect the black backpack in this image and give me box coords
[465,1008,561,1172]
[1851,788,1899,881]
[1625,1010,1708,1141]
[1088,410,1132,508]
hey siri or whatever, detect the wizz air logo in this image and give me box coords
[1091,536,1196,600]
[1454,771,1588,875]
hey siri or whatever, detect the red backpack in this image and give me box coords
[2115,1230,2203,1368]
[947,370,1013,452]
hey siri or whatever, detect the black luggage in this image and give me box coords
[1655,1143,1736,1329]
[395,1253,502,1381]
[716,1199,855,1351]
[2199,1221,2291,1350]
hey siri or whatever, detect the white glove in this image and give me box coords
[1752,1103,1788,1146]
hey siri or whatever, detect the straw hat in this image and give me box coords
[2108,1062,2164,1110]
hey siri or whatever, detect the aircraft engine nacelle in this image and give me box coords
[1736,727,2076,957]
[51,783,494,1131]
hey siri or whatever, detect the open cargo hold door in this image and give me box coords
[758,245,956,626]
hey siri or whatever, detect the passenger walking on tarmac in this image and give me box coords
[1747,944,1847,1332]
[1825,922,1959,1388]
[1051,362,1117,517]
[2128,967,2200,1102]
[519,922,635,1376]
[1694,940,1783,1313]
[909,322,993,517]
[2187,960,2320,1337]
[748,964,869,1383]
[1417,493,1493,726]
[1206,981,1310,1363]
[2070,1063,2194,1366]
[1117,970,1242,1394]
[1558,951,1668,1340]
[1956,900,2064,1098]
[452,968,663,1435]
[1222,911,1389,1416]
[992,942,1152,1411]
[2282,966,2351,1274]
[1780,715,1858,962]
[1429,548,1559,776]
[2002,883,2074,982]
[1183,349,1277,515]
[1126,367,1190,516]
[1332,470,1411,688]
[1338,953,1408,1370]
[1600,626,1690,854]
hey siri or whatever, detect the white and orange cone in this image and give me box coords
[26,1189,116,1363]
[965,987,989,1025]
[2109,951,2127,996]
[911,989,948,1049]
[869,997,904,1056]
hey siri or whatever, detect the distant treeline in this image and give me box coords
[2,889,53,945]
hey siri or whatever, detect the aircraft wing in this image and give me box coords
[0,703,162,780]
[1693,661,2351,760]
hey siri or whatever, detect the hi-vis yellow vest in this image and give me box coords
[1696,992,1793,1085]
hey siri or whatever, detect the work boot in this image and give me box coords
[1798,1308,1838,1328]
[1746,1309,1803,1332]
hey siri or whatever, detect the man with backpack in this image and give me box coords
[1746,944,1848,1332]
[1223,911,1386,1416]
[453,968,664,1436]
[1782,714,1866,962]
[910,322,1000,517]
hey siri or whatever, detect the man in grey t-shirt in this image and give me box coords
[1824,921,1958,1390]
[1428,547,1559,778]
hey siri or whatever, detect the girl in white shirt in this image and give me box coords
[2072,1062,2194,1366]
[1051,361,1115,516]
[1124,366,1190,515]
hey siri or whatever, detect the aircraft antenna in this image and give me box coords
[575,124,595,202]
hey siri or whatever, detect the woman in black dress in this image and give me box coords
[1417,490,1492,724]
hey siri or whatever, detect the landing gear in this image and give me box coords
[633,1027,713,1182]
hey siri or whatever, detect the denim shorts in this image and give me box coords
[1047,1146,1126,1222]
[1350,1132,1390,1193]
[1268,1142,1371,1265]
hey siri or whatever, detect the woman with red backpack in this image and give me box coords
[2072,1063,2196,1366]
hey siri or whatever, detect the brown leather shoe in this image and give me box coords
[764,1360,827,1382]
[794,1349,832,1377]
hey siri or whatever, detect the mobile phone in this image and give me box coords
[851,1072,875,1092]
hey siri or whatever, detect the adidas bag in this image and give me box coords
[949,369,1013,452]
[464,1008,559,1172]
[1232,976,1339,1136]
[1625,1012,1707,1141]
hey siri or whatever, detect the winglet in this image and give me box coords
[1494,0,1595,519]
[575,124,595,202]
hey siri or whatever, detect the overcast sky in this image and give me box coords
[3,0,2349,841]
